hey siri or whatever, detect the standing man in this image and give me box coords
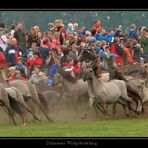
[5,38,23,66]
[14,23,26,52]
[140,27,148,62]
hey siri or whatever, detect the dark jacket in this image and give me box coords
[14,30,26,51]
[128,29,138,40]
[27,35,41,48]
[38,46,50,65]
[5,45,23,66]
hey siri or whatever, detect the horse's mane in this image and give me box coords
[61,70,77,83]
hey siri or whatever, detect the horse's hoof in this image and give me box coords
[81,117,87,119]
[38,118,42,121]
[125,113,130,117]
[105,116,109,120]
[23,123,26,126]
[112,111,117,115]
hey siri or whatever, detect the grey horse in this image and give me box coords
[82,67,135,119]
[0,83,17,125]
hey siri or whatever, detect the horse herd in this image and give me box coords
[0,62,148,125]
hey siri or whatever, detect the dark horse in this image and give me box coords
[109,66,143,114]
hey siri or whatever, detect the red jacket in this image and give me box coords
[74,64,80,77]
[0,52,7,68]
[7,76,16,81]
[7,76,28,81]
[92,24,102,32]
[27,58,43,68]
[109,43,124,69]
[66,63,73,69]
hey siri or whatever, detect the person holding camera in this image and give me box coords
[45,47,59,74]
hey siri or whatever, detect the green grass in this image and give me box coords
[0,118,148,137]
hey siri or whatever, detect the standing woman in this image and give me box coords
[51,31,62,55]
[27,27,41,49]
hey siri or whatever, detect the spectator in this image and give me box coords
[26,42,38,59]
[27,50,43,74]
[5,37,23,66]
[132,40,142,63]
[14,23,26,52]
[51,31,62,55]
[48,58,61,84]
[7,66,16,81]
[67,23,74,34]
[38,38,50,72]
[121,42,136,65]
[139,27,148,62]
[128,24,138,41]
[69,44,78,60]
[109,37,124,71]
[15,69,28,80]
[34,25,42,38]
[92,19,102,33]
[60,45,70,64]
[30,65,47,84]
[0,50,7,68]
[15,57,28,78]
[27,27,41,48]
[10,24,16,37]
[46,47,59,74]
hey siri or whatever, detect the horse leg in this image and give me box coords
[4,102,17,125]
[82,97,95,119]
[118,99,133,116]
[93,101,99,115]
[112,102,117,115]
[136,100,143,114]
[73,96,78,112]
[19,113,26,126]
[19,102,41,122]
[26,99,42,122]
[121,103,130,116]
[120,96,138,114]
[36,102,53,123]
[101,102,109,120]
[95,101,105,115]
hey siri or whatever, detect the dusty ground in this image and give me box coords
[0,102,148,125]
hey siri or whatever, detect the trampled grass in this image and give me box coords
[0,118,148,137]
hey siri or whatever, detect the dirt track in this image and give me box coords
[1,102,148,125]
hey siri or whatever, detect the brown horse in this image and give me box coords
[109,66,143,114]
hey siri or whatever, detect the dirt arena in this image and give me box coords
[0,102,148,125]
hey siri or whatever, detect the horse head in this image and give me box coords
[82,67,94,81]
